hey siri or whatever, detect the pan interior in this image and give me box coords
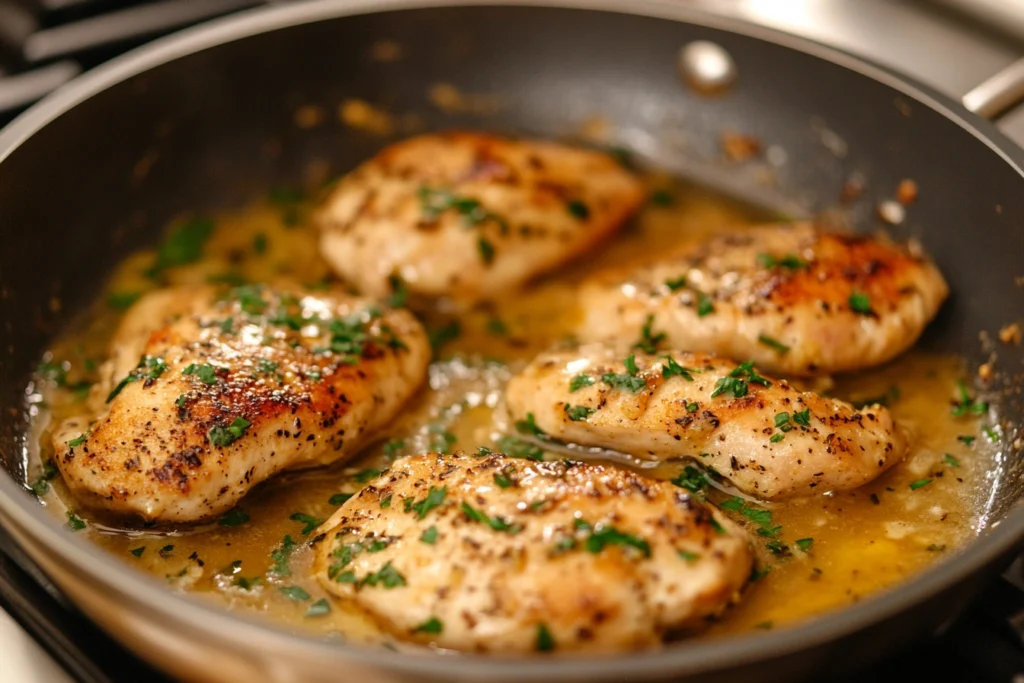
[0,1,1021,671]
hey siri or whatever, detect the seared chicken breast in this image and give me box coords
[578,223,948,375]
[314,451,753,653]
[505,345,909,499]
[51,283,429,522]
[317,132,645,303]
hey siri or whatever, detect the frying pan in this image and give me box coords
[0,1,1022,681]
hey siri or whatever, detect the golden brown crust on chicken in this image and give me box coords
[505,345,909,499]
[51,284,429,522]
[578,223,948,375]
[317,131,644,303]
[313,452,753,653]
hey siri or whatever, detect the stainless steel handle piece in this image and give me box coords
[963,57,1024,120]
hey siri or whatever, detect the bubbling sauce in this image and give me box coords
[25,173,994,649]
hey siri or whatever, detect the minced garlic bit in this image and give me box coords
[978,362,993,382]
[896,179,918,205]
[339,99,395,136]
[999,322,1021,346]
[427,83,500,115]
[294,105,325,129]
[877,200,905,226]
[720,131,761,162]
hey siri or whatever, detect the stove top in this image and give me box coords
[2,1,1024,681]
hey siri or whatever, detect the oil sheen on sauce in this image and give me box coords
[25,172,994,650]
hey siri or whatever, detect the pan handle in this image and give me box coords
[962,57,1024,120]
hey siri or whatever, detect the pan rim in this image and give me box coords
[1,0,1022,678]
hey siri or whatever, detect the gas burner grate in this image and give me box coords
[0,0,267,120]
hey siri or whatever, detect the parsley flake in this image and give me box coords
[182,362,219,385]
[909,478,933,491]
[415,617,444,634]
[461,502,522,533]
[305,598,331,617]
[564,404,596,421]
[219,508,250,527]
[410,487,447,520]
[848,291,874,315]
[208,417,252,447]
[757,333,790,354]
[290,512,321,534]
[279,585,310,602]
[569,374,595,392]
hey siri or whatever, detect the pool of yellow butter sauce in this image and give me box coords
[26,170,994,650]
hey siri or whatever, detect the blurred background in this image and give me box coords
[0,0,1023,140]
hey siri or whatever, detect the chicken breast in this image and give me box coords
[317,132,645,303]
[504,345,909,499]
[51,283,430,522]
[578,223,948,376]
[313,451,752,653]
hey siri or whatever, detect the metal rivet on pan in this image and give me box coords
[678,40,737,94]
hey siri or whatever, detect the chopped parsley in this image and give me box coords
[420,526,439,544]
[67,433,88,448]
[942,453,960,468]
[305,599,331,617]
[106,355,168,402]
[461,502,522,534]
[574,519,651,558]
[380,495,392,509]
[696,292,715,317]
[536,623,555,652]
[909,478,933,491]
[415,617,444,634]
[951,380,988,417]
[130,547,145,558]
[564,404,596,421]
[793,409,811,426]
[848,291,874,315]
[661,355,695,381]
[418,187,506,232]
[208,417,252,448]
[515,413,548,439]
[329,493,354,506]
[383,439,405,458]
[983,425,1000,442]
[757,333,790,354]
[386,274,408,309]
[720,497,783,549]
[664,275,688,292]
[410,487,447,520]
[958,435,976,446]
[428,321,462,351]
[360,561,407,589]
[182,362,219,385]
[566,199,590,220]
[569,374,595,392]
[279,585,310,602]
[270,535,297,576]
[255,359,280,378]
[671,466,708,495]
[107,291,141,310]
[650,189,675,206]
[795,538,814,552]
[771,412,795,442]
[354,468,384,484]
[493,469,516,488]
[230,284,269,316]
[678,550,700,562]
[496,436,544,462]
[711,361,771,399]
[66,510,86,531]
[428,425,457,453]
[290,512,321,534]
[486,317,508,336]
[757,253,808,270]
[159,544,174,557]
[633,314,666,353]
[601,354,647,394]
[477,237,496,264]
[219,508,250,527]
[29,460,58,496]
[146,217,214,278]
